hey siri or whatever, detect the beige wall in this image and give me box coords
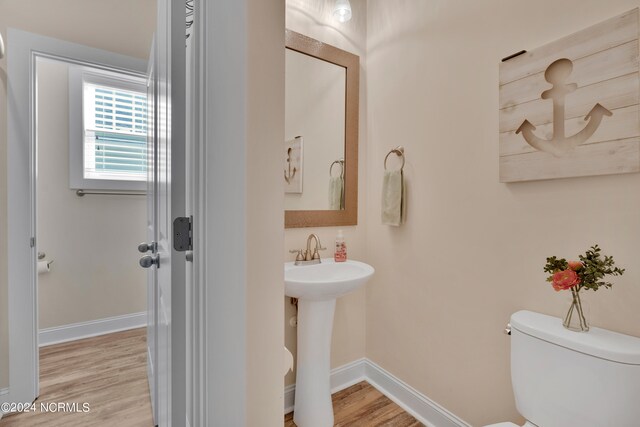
[202,0,284,423]
[284,0,368,387]
[247,0,286,424]
[0,0,155,390]
[36,59,146,329]
[365,1,640,425]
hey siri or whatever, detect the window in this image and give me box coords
[69,66,148,191]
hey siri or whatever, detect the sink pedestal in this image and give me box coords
[293,298,336,427]
[285,259,374,427]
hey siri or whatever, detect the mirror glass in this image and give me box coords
[284,49,346,211]
[284,30,359,228]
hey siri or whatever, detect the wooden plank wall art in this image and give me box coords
[499,8,640,182]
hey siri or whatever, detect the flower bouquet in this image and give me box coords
[544,245,625,332]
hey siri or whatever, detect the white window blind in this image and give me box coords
[82,82,147,181]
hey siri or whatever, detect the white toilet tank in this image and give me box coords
[510,310,640,427]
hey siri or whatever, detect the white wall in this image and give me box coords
[0,0,156,390]
[365,1,640,425]
[284,0,368,388]
[36,59,146,330]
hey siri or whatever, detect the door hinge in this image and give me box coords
[30,237,36,248]
[173,216,193,252]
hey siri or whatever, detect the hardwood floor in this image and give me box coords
[285,382,423,426]
[1,328,153,427]
[1,330,419,426]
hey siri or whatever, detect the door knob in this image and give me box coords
[139,254,159,268]
[138,242,156,253]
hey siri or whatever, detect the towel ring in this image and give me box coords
[384,146,405,171]
[330,159,345,178]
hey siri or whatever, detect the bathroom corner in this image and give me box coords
[284,0,370,393]
[364,1,640,425]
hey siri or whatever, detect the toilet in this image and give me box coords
[486,310,640,427]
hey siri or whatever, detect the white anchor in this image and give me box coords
[516,58,612,157]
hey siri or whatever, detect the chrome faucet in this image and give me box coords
[289,233,326,265]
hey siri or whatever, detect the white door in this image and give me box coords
[5,30,149,411]
[139,1,187,426]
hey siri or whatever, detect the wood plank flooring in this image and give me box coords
[285,381,423,426]
[0,328,153,427]
[1,329,420,426]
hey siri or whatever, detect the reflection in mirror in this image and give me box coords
[284,30,359,228]
[284,49,346,211]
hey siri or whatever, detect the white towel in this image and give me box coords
[328,176,344,210]
[381,170,403,226]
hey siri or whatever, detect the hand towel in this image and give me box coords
[329,176,344,210]
[381,169,403,226]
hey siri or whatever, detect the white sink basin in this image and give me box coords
[284,259,374,301]
[284,258,374,427]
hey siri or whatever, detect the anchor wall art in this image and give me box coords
[284,136,303,193]
[499,8,640,182]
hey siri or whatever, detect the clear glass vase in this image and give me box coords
[563,288,589,332]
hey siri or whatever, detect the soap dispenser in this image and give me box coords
[334,229,347,262]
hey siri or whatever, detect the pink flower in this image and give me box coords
[552,269,580,292]
[568,261,583,271]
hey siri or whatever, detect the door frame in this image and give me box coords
[5,2,209,425]
[185,1,206,424]
[3,28,148,408]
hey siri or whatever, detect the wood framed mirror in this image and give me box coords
[284,30,359,228]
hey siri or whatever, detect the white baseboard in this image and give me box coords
[284,357,366,415]
[39,312,146,347]
[330,357,367,393]
[284,384,295,414]
[283,358,471,427]
[365,360,471,427]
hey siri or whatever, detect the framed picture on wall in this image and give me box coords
[284,136,303,194]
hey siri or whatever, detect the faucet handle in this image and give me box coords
[289,249,305,262]
[311,246,326,260]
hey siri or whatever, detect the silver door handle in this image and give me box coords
[139,254,160,268]
[138,242,156,253]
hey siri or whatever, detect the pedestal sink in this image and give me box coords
[285,259,374,427]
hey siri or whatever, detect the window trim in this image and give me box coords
[69,65,147,191]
